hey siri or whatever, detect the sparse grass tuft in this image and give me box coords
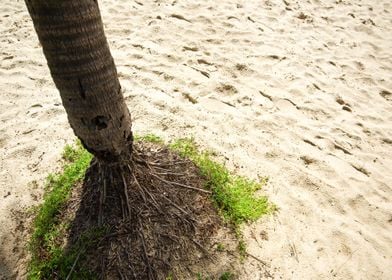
[237,238,247,259]
[134,133,164,144]
[62,140,86,162]
[170,138,272,225]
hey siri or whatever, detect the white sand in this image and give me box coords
[1,0,391,279]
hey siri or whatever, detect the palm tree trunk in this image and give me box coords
[25,0,133,162]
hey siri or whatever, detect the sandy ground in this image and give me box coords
[1,0,392,279]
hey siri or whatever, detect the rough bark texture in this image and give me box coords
[25,0,133,161]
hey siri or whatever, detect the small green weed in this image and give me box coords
[216,243,225,252]
[196,272,210,280]
[196,271,233,280]
[219,271,235,280]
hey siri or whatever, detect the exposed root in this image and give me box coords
[98,165,107,226]
[63,142,239,279]
[120,171,131,218]
[150,173,212,194]
[65,250,81,280]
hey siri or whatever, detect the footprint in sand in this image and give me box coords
[8,145,36,159]
[350,164,370,177]
[181,92,197,104]
[197,59,213,66]
[300,155,318,166]
[183,46,198,52]
[216,83,238,95]
[306,135,352,155]
[236,96,253,106]
[234,63,254,75]
[0,132,8,149]
[379,90,391,101]
[354,61,366,71]
[205,38,222,44]
[336,96,353,112]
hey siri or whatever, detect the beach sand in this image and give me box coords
[1,0,391,279]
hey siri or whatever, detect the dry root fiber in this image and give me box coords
[62,142,239,280]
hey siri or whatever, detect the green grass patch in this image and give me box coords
[28,135,272,279]
[169,138,272,225]
[169,137,273,262]
[28,140,94,279]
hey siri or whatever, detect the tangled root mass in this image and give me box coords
[64,142,238,280]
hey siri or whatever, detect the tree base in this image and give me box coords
[61,142,240,279]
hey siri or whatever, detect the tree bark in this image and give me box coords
[25,0,133,162]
